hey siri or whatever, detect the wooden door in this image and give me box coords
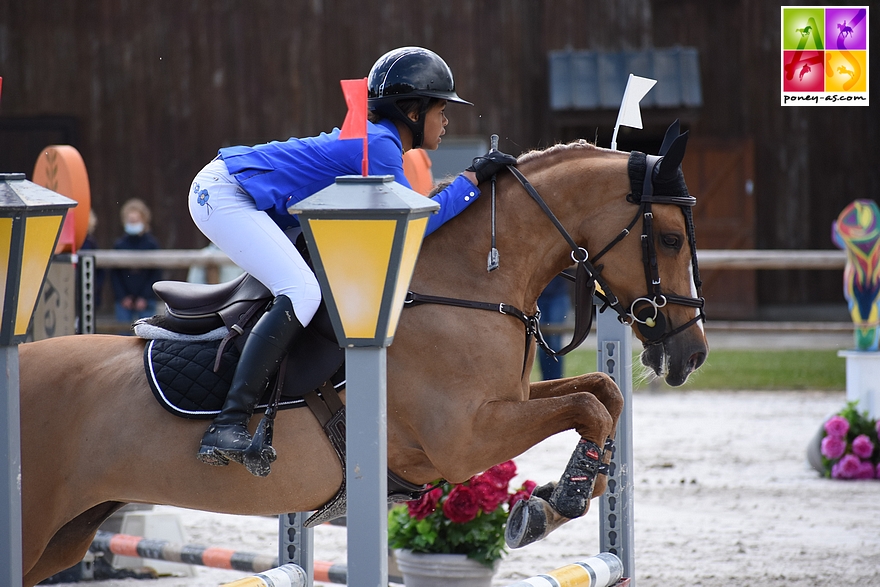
[682,138,756,319]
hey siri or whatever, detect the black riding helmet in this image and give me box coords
[368,47,472,149]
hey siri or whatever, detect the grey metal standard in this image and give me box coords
[279,512,314,587]
[1,346,23,586]
[79,255,96,334]
[597,307,636,585]
[345,347,389,587]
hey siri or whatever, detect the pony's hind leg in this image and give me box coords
[23,502,126,587]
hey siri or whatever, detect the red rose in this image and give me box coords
[470,476,509,512]
[481,460,517,489]
[406,487,443,521]
[442,485,480,524]
[508,480,537,508]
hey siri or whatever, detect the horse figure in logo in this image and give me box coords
[19,121,707,586]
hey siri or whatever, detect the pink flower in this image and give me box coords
[821,435,847,459]
[831,454,861,479]
[855,460,876,479]
[852,434,875,459]
[824,415,850,438]
[876,462,880,479]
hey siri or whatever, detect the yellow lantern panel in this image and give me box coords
[309,218,396,339]
[17,215,64,335]
[385,216,428,338]
[0,218,12,316]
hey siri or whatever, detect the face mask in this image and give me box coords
[124,222,144,235]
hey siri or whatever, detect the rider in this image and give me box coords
[189,46,517,476]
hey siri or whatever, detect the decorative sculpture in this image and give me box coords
[832,199,880,351]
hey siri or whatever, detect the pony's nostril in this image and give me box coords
[688,351,706,372]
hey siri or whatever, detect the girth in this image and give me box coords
[300,382,430,527]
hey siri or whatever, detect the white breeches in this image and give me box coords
[188,158,322,326]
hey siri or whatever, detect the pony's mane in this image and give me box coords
[517,139,608,165]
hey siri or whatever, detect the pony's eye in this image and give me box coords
[661,233,682,250]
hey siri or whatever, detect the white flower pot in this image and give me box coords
[394,549,498,587]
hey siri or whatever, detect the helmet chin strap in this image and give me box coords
[394,98,430,149]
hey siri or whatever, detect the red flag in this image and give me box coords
[338,78,369,175]
[339,78,367,140]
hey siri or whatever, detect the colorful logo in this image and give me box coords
[781,6,869,106]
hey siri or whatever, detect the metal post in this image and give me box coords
[597,308,635,585]
[1,346,23,587]
[344,346,388,587]
[279,512,313,587]
[78,254,95,334]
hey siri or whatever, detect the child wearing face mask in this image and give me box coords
[110,198,162,329]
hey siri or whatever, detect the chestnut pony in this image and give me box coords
[19,127,707,585]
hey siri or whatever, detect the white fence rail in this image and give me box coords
[82,249,848,270]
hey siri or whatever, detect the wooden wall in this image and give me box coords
[0,0,877,310]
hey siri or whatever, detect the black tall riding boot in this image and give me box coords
[197,296,304,472]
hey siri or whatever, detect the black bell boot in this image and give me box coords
[197,296,304,474]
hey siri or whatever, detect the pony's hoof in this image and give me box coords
[505,497,548,549]
[197,446,229,466]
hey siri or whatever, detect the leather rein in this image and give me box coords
[404,151,706,374]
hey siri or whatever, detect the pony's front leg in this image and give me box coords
[506,373,623,549]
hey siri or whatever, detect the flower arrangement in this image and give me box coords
[820,401,880,479]
[388,460,536,567]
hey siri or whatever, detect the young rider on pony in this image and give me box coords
[188,46,517,476]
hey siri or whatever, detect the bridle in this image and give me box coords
[404,140,706,373]
[505,148,705,353]
[588,151,705,344]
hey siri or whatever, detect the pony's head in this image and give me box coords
[581,121,708,386]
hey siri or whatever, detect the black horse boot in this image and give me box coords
[197,296,304,475]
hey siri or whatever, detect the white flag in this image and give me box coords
[611,74,657,150]
[618,74,656,129]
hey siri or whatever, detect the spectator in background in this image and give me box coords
[537,275,573,380]
[110,198,161,326]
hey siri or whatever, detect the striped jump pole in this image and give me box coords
[221,564,307,587]
[503,553,626,587]
[222,562,352,587]
[89,531,398,584]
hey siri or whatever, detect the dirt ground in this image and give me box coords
[45,385,880,587]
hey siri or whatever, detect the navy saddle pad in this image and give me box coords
[144,338,306,420]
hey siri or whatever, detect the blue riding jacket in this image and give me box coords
[219,119,479,235]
